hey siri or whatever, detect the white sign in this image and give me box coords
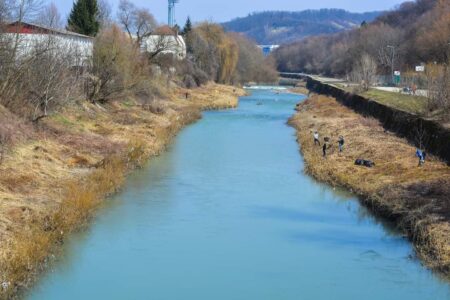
[415,66,425,72]
[394,71,401,76]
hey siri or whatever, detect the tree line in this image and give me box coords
[222,9,381,45]
[274,0,450,114]
[0,0,277,124]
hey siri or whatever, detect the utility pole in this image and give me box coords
[387,45,396,86]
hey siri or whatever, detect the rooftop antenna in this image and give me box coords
[168,0,179,27]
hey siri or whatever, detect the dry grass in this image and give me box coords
[290,95,450,277]
[0,154,127,298]
[288,80,310,95]
[0,83,242,298]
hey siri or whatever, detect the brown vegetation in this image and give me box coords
[0,83,242,298]
[183,22,278,87]
[276,0,449,75]
[289,94,450,277]
[0,1,272,297]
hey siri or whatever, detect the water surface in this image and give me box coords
[29,89,450,299]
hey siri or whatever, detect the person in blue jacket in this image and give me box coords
[416,149,426,166]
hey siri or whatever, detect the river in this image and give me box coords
[28,88,450,299]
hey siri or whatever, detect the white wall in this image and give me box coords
[141,35,187,60]
[3,33,93,66]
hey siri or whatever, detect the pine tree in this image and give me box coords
[182,17,192,35]
[67,0,100,36]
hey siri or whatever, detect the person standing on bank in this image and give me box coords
[416,149,426,166]
[338,136,345,152]
[323,142,327,158]
[314,131,321,146]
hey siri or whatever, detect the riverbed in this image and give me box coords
[28,89,450,299]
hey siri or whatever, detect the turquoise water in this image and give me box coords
[28,89,450,299]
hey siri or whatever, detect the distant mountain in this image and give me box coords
[222,9,382,45]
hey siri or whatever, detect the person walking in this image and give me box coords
[322,142,327,158]
[314,131,321,146]
[338,136,345,152]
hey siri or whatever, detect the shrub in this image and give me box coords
[88,24,149,103]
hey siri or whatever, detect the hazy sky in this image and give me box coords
[55,0,407,25]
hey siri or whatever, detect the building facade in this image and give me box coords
[140,26,187,60]
[3,22,94,66]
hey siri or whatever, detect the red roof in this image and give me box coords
[154,25,177,36]
[6,22,93,39]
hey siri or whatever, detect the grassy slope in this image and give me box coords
[289,95,450,277]
[360,89,428,115]
[336,83,428,115]
[0,83,243,298]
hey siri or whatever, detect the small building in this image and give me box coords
[141,26,187,60]
[3,22,94,66]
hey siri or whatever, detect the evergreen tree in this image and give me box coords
[67,0,100,36]
[182,17,192,35]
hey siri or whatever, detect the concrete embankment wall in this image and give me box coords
[296,76,450,164]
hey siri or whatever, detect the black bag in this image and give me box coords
[355,159,364,166]
[355,159,375,168]
[363,160,375,168]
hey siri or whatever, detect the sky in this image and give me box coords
[55,0,407,25]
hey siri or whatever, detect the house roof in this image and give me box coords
[6,21,94,39]
[154,25,178,36]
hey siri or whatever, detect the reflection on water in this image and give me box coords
[28,90,449,300]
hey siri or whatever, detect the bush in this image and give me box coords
[88,24,149,103]
[183,74,197,88]
[0,35,82,121]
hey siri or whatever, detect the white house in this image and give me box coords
[3,22,94,66]
[140,26,187,60]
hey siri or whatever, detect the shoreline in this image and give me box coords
[0,83,243,299]
[289,94,450,279]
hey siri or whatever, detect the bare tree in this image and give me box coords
[117,0,157,47]
[415,119,426,150]
[36,2,62,28]
[143,34,180,60]
[351,53,378,91]
[0,0,84,121]
[426,63,450,114]
[0,0,43,104]
[0,127,11,165]
[0,0,12,22]
[87,25,149,103]
[9,0,42,22]
[97,0,112,28]
[27,39,81,122]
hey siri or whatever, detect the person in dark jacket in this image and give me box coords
[338,136,345,152]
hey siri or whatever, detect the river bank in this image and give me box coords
[0,83,242,298]
[289,94,450,278]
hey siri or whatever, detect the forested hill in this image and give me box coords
[273,0,447,76]
[222,9,381,44]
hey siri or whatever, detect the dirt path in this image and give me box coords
[289,94,450,278]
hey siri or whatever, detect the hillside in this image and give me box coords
[274,0,446,76]
[222,9,381,45]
